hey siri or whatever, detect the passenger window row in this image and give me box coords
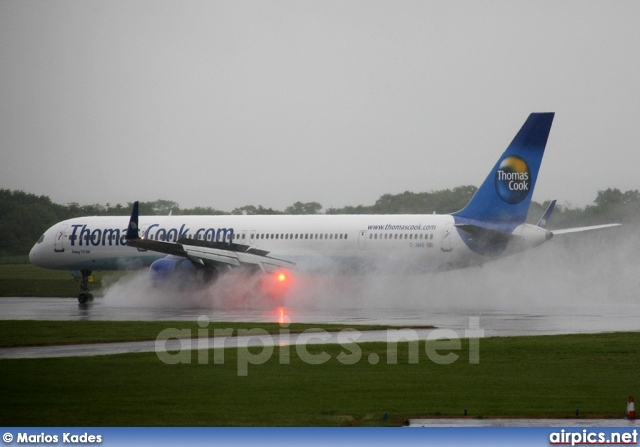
[252,233,349,241]
[369,233,434,240]
[148,232,434,243]
[150,233,350,242]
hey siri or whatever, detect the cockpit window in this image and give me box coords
[37,234,45,244]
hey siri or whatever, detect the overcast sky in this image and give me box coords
[1,1,638,212]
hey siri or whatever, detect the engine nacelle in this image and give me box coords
[148,257,293,302]
[507,223,553,254]
[150,256,198,286]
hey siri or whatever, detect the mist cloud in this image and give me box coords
[101,226,637,325]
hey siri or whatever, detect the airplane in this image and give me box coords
[29,113,620,303]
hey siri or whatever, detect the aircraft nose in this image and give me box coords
[29,239,47,268]
[29,244,39,265]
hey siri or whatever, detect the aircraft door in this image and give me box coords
[249,230,256,246]
[358,230,367,250]
[441,224,454,252]
[54,224,67,252]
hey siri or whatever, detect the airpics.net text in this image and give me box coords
[154,317,484,376]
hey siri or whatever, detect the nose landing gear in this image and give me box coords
[77,270,94,304]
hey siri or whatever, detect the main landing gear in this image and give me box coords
[77,269,94,304]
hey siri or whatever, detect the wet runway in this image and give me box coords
[2,297,640,337]
[6,295,640,360]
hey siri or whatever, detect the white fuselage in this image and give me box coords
[29,213,508,274]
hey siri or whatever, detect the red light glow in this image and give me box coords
[260,270,293,301]
[277,307,288,325]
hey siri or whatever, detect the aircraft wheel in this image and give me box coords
[78,292,90,304]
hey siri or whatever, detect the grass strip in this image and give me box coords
[1,332,638,426]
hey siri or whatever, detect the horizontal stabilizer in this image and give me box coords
[552,223,621,235]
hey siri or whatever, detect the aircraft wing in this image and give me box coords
[125,201,294,273]
[551,223,621,235]
[128,237,295,273]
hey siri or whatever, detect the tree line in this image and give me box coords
[0,187,636,257]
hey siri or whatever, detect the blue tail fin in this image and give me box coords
[452,113,555,232]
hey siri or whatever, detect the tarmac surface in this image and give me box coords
[2,297,640,337]
[2,296,640,360]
